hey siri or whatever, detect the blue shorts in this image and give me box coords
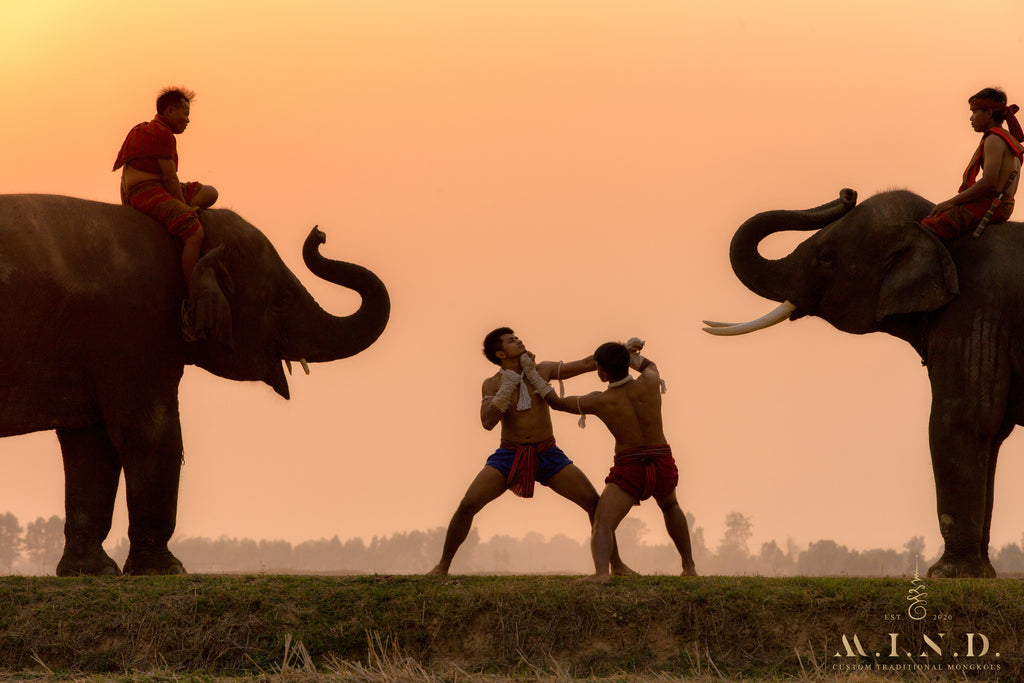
[485,442,573,486]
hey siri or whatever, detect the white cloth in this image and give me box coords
[516,373,532,411]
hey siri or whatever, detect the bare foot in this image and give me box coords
[611,563,640,577]
[574,573,611,585]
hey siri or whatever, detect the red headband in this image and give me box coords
[969,97,1023,141]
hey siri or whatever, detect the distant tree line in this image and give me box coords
[4,510,1024,576]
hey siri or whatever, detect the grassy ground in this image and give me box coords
[0,574,1020,681]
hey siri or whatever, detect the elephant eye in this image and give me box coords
[817,251,834,267]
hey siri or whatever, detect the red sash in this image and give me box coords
[501,437,555,498]
[959,128,1024,192]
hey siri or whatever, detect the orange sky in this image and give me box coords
[2,0,1024,570]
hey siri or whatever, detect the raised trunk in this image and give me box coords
[730,189,858,302]
[294,227,391,362]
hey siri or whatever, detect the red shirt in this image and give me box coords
[112,114,178,174]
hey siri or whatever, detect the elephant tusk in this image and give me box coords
[300,358,310,375]
[702,301,797,336]
[285,359,293,375]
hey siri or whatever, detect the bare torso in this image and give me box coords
[589,373,667,453]
[481,371,555,444]
[122,165,163,194]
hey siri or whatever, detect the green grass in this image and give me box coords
[0,574,1020,681]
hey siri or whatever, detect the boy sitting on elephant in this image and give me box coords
[923,87,1023,239]
[113,86,219,338]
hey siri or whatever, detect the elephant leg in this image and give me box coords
[926,427,996,578]
[925,349,1009,579]
[981,421,1012,569]
[56,425,122,576]
[110,402,187,576]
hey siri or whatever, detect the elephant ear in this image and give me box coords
[188,244,235,349]
[876,223,959,320]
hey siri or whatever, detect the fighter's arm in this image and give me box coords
[157,158,187,203]
[635,356,661,386]
[625,338,666,391]
[536,355,596,382]
[483,376,507,430]
[544,390,603,416]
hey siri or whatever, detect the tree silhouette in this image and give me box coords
[797,539,849,576]
[5,508,1024,576]
[0,513,22,573]
[685,512,712,569]
[754,540,793,576]
[717,511,753,572]
[23,516,64,574]
[994,543,1024,573]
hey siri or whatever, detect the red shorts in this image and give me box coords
[123,179,204,240]
[606,444,678,503]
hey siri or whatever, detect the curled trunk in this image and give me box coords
[297,227,391,362]
[729,189,858,302]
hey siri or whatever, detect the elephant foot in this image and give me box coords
[56,547,122,577]
[927,553,996,579]
[123,549,187,576]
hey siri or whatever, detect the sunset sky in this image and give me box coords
[2,0,1024,572]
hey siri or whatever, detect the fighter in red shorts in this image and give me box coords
[539,339,698,582]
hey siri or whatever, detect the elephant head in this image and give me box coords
[705,189,959,341]
[184,210,390,399]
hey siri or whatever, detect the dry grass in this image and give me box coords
[1,574,1019,681]
[0,633,972,682]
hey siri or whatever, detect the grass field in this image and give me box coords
[0,574,1020,681]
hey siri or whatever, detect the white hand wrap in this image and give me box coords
[625,337,646,370]
[519,354,553,398]
[490,369,520,413]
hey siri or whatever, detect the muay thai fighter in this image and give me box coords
[536,338,698,583]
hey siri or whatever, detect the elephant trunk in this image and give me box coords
[729,189,858,302]
[296,227,391,362]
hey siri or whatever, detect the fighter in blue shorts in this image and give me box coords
[428,327,636,577]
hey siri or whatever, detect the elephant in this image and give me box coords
[0,194,390,576]
[705,187,1024,578]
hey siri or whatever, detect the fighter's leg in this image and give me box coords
[655,490,698,576]
[545,464,635,575]
[428,466,507,576]
[577,483,635,584]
